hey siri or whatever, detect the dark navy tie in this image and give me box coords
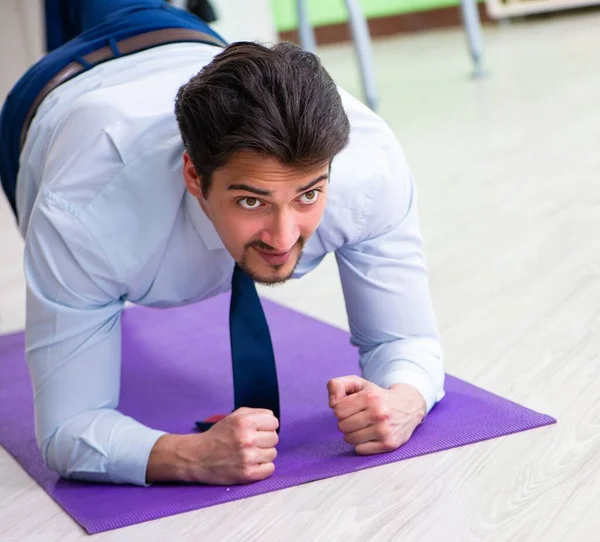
[196,264,280,431]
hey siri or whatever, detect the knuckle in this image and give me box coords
[234,415,252,431]
[236,432,254,449]
[381,441,396,452]
[266,447,278,462]
[365,391,381,404]
[381,435,402,451]
[232,415,245,429]
[257,463,275,480]
[240,448,255,464]
[241,464,255,480]
[373,407,391,422]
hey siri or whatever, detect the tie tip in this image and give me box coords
[203,413,227,423]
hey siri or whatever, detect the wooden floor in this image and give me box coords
[2,6,600,541]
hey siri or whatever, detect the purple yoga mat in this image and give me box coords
[0,295,555,534]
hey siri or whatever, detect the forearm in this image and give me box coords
[42,409,166,485]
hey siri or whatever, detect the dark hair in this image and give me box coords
[174,41,350,197]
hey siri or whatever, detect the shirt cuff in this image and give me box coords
[107,423,167,486]
[364,359,445,414]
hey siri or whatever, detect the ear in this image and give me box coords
[183,152,204,199]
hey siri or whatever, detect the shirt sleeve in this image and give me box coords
[23,185,165,486]
[333,115,445,414]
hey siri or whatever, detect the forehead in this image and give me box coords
[217,150,329,186]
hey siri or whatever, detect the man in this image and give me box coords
[0,0,445,486]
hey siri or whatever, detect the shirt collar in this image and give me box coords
[185,191,225,250]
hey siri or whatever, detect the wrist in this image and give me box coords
[146,433,207,483]
[389,383,427,421]
[376,364,440,414]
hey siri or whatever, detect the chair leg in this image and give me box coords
[343,0,378,111]
[296,0,317,53]
[296,0,378,110]
[459,0,485,78]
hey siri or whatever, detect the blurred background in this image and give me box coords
[1,0,599,397]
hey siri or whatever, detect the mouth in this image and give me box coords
[253,246,293,266]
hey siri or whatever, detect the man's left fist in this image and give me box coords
[327,375,427,455]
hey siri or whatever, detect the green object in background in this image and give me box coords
[271,0,465,33]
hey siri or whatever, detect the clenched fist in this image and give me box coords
[147,407,279,485]
[196,407,279,484]
[327,376,426,455]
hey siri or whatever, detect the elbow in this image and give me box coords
[37,422,104,480]
[35,411,114,482]
[37,426,79,479]
[38,429,68,478]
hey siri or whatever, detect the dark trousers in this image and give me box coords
[0,0,224,219]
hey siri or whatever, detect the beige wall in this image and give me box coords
[0,0,44,101]
[0,1,43,330]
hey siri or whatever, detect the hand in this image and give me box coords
[147,407,279,485]
[327,376,426,455]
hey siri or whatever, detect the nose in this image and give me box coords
[260,209,300,253]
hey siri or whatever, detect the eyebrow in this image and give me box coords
[227,174,329,197]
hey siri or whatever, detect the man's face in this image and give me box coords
[183,150,329,285]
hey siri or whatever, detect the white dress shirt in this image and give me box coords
[16,42,445,486]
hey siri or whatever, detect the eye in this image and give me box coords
[298,189,321,205]
[238,197,263,210]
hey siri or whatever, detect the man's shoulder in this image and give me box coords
[318,93,413,249]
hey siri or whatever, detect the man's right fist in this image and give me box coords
[190,407,280,484]
[146,407,279,485]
